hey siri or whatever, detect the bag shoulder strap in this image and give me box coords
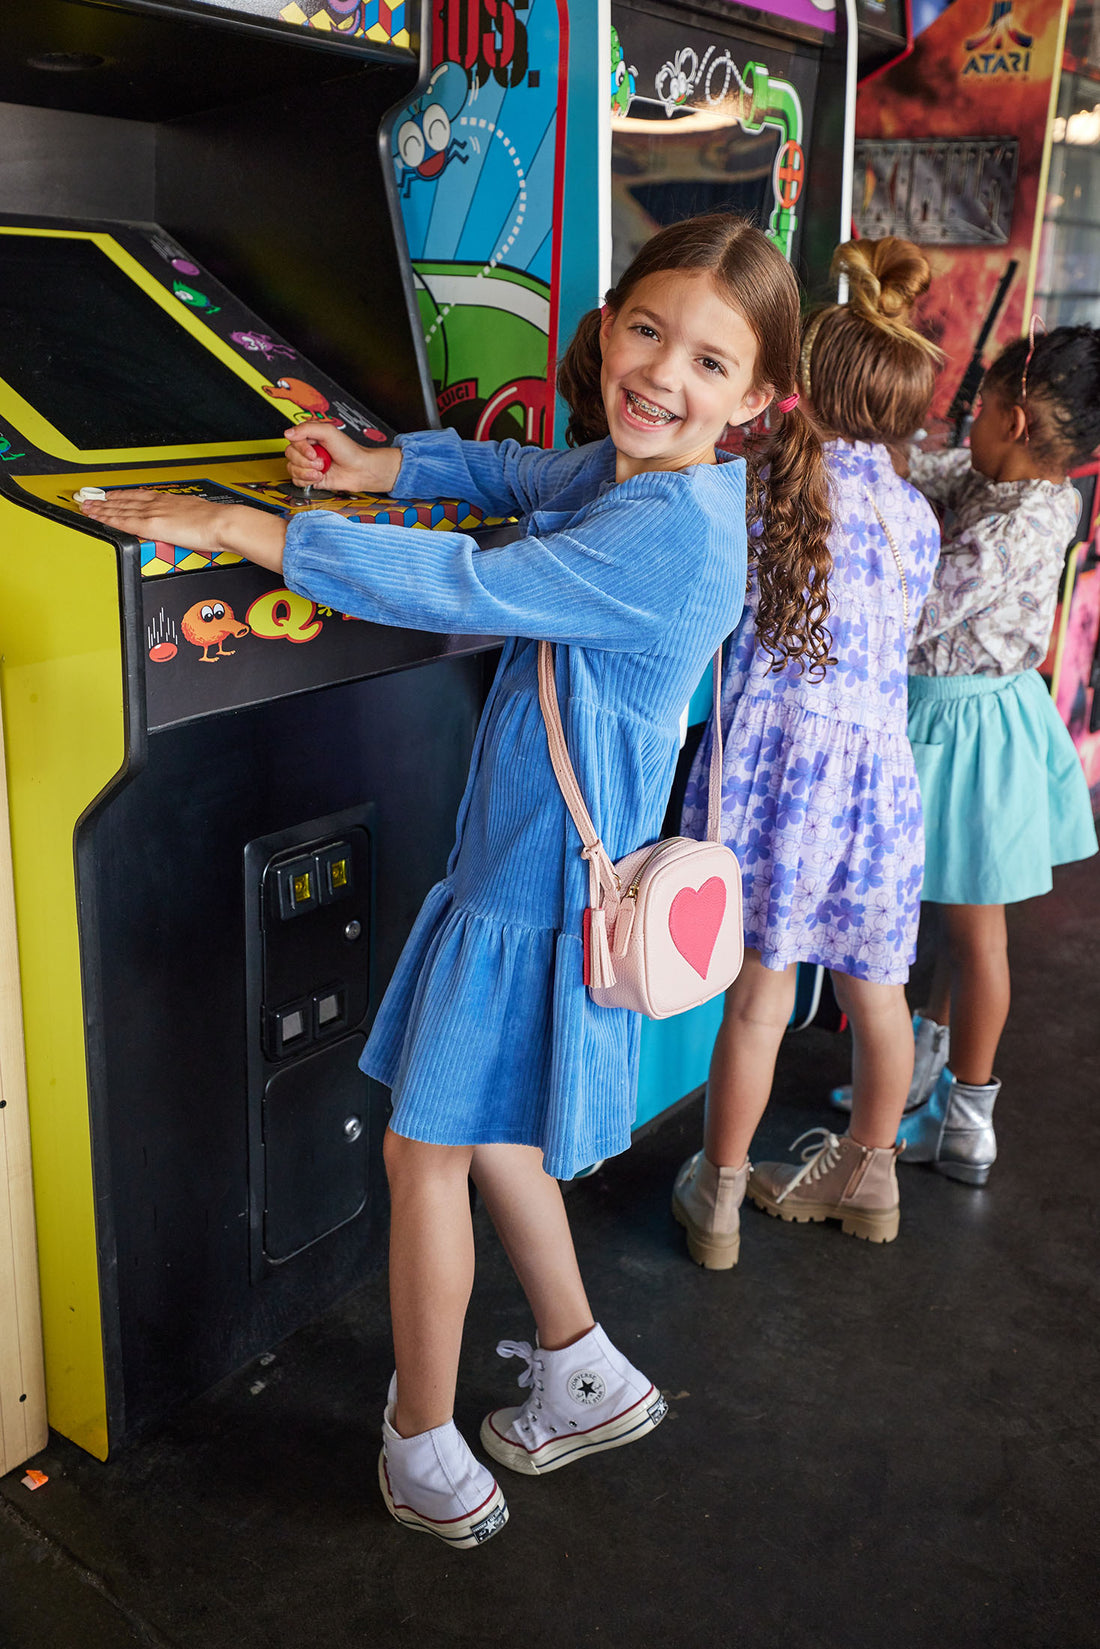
[537,641,726,901]
[868,494,910,631]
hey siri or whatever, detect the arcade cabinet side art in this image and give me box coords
[389,0,595,446]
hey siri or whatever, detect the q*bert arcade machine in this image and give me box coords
[0,216,503,1458]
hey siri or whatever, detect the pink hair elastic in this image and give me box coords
[777,391,800,414]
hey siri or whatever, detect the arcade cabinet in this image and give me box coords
[0,0,503,1458]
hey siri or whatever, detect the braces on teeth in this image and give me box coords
[627,391,674,422]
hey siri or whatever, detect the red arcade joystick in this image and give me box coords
[302,440,332,502]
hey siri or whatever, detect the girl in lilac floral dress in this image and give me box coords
[673,238,941,1264]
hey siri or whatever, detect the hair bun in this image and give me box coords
[833,237,933,324]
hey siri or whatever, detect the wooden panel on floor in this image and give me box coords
[0,686,47,1478]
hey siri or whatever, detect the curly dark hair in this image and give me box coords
[983,325,1100,469]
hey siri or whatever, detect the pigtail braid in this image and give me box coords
[557,307,609,448]
[746,405,834,678]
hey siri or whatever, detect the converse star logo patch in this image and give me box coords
[472,1505,508,1543]
[567,1370,606,1406]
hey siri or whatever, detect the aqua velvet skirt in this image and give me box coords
[908,670,1097,905]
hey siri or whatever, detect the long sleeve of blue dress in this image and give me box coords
[391,428,598,518]
[283,460,712,654]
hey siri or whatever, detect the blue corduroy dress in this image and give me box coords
[282,430,745,1179]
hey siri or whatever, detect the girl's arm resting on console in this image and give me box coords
[78,491,288,572]
[283,485,709,653]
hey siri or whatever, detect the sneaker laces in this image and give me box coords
[494,1340,547,1440]
[774,1128,844,1204]
[495,1340,543,1391]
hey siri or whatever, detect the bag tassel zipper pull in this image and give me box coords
[613,892,636,958]
[588,906,616,989]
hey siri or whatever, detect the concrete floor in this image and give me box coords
[2,851,1098,1649]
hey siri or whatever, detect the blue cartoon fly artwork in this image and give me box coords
[393,62,470,197]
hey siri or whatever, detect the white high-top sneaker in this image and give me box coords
[379,1381,508,1548]
[480,1324,668,1476]
[830,1012,950,1115]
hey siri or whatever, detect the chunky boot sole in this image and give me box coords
[748,1187,900,1243]
[480,1386,668,1476]
[671,1194,740,1269]
[935,1158,993,1186]
[378,1452,509,1547]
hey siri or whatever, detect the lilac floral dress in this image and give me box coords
[682,440,940,984]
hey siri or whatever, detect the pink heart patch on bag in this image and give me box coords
[668,878,728,980]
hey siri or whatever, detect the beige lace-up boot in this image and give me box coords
[748,1129,901,1243]
[672,1150,750,1268]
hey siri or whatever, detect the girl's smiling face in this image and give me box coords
[599,268,773,481]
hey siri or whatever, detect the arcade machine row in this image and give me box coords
[0,2,506,1459]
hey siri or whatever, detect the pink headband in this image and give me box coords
[777,391,800,414]
[1020,313,1045,445]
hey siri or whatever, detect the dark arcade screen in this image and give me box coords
[0,235,288,449]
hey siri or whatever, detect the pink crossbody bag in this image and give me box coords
[537,641,744,1019]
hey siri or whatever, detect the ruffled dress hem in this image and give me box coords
[361,879,639,1181]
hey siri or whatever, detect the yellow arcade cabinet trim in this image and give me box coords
[1021,0,1073,325]
[0,497,124,1459]
[0,227,288,465]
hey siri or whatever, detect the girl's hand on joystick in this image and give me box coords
[285,420,402,496]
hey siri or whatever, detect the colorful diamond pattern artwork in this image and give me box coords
[140,540,245,578]
[138,503,507,577]
[277,0,410,49]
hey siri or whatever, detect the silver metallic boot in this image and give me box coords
[896,1067,999,1185]
[830,1012,950,1115]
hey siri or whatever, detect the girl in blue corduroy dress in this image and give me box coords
[80,215,834,1549]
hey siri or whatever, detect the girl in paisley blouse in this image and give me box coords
[674,237,942,1264]
[888,324,1100,1186]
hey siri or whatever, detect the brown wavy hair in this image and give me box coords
[801,238,942,458]
[557,214,834,676]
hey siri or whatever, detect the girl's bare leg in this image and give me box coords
[383,1129,476,1438]
[938,903,1009,1084]
[704,950,798,1168]
[923,928,954,1029]
[829,974,914,1148]
[470,1143,594,1351]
